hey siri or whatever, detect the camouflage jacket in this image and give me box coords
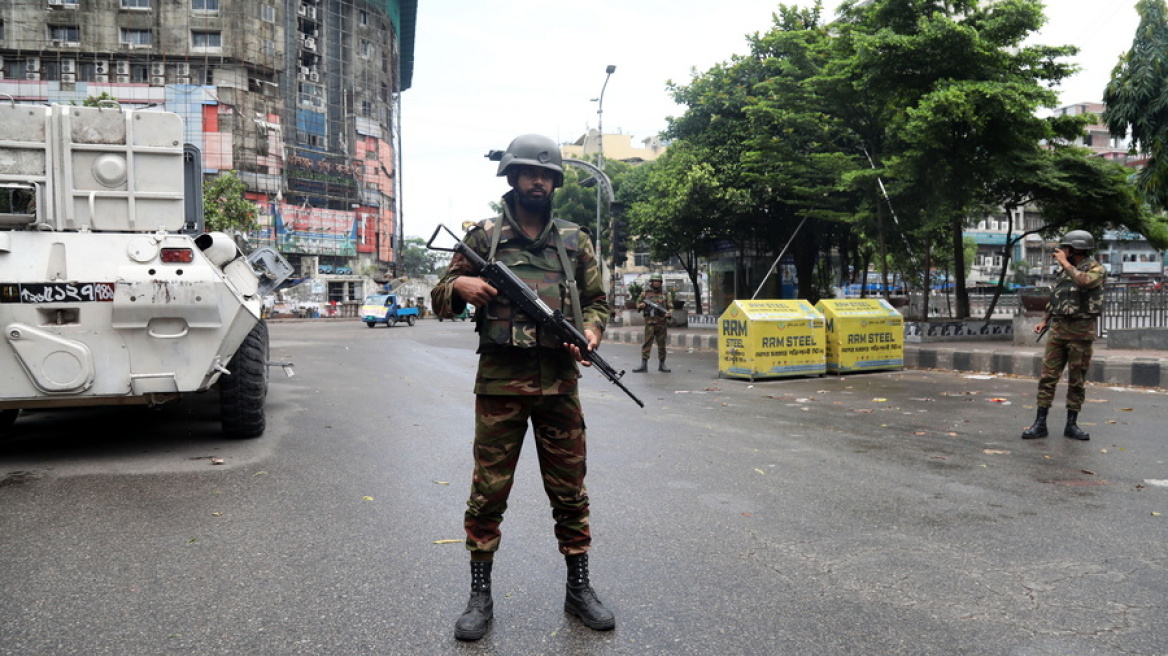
[637,288,669,326]
[431,195,608,395]
[1046,255,1105,340]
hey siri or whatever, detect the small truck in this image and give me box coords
[360,293,419,327]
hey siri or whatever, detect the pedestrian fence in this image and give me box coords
[684,286,1167,338]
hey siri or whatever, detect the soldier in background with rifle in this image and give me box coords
[430,134,616,641]
[633,272,671,373]
[1021,230,1107,441]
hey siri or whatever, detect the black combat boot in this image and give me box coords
[632,359,648,373]
[1021,407,1049,439]
[1064,410,1090,441]
[564,553,615,631]
[454,560,493,641]
[658,359,671,373]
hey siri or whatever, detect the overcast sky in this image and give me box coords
[399,1,1141,242]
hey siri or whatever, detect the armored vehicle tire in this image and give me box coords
[366,321,377,328]
[407,315,416,326]
[220,320,269,438]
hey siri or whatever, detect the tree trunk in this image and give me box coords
[952,219,970,318]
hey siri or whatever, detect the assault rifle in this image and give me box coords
[427,224,644,408]
[643,298,669,318]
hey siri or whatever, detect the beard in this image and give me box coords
[515,187,552,213]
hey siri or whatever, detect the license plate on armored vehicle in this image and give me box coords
[0,282,117,304]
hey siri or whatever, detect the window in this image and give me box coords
[49,25,80,44]
[121,0,151,8]
[192,31,222,50]
[260,4,275,22]
[120,28,152,46]
[192,0,219,10]
[50,0,80,5]
[359,10,369,26]
[262,39,276,57]
[360,39,372,57]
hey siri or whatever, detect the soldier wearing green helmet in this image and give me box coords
[431,133,615,640]
[1021,229,1107,441]
[633,272,671,372]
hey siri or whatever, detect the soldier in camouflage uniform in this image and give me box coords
[1022,230,1106,441]
[632,272,670,372]
[430,134,615,640]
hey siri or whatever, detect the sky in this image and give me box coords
[399,1,1142,243]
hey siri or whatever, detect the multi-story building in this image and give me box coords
[0,0,417,305]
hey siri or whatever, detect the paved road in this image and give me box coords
[1,320,1166,655]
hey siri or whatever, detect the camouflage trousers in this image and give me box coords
[464,393,590,557]
[641,321,668,360]
[1036,328,1095,412]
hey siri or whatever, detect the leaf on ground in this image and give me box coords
[854,408,873,413]
[363,496,375,501]
[873,397,887,402]
[433,480,450,485]
[433,539,462,545]
[983,449,1010,455]
[1081,469,1097,476]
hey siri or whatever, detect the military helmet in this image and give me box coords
[496,134,564,187]
[1059,230,1095,252]
[649,272,663,282]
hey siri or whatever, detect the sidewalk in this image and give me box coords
[605,325,1167,389]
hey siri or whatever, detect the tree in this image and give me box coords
[397,236,441,278]
[203,171,258,233]
[827,0,1080,318]
[1104,0,1168,210]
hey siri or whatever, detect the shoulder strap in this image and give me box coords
[552,224,585,329]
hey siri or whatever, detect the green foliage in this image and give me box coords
[1104,0,1168,210]
[80,92,118,108]
[397,236,442,278]
[202,171,257,233]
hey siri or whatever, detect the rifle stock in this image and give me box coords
[428,224,644,408]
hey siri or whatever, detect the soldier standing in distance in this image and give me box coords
[430,134,615,641]
[632,272,670,373]
[1021,230,1107,441]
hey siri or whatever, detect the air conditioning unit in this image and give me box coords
[115,60,130,75]
[176,62,190,76]
[303,37,316,51]
[150,62,165,76]
[150,76,165,86]
[176,76,190,84]
[298,4,308,16]
[48,0,64,6]
[61,73,75,83]
[94,60,109,74]
[26,72,41,80]
[116,74,131,83]
[27,57,41,72]
[300,66,310,78]
[308,6,317,19]
[309,71,319,82]
[61,59,76,74]
[95,74,109,83]
[51,39,64,47]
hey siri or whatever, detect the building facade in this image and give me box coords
[0,0,417,305]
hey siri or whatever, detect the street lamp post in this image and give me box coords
[592,65,616,249]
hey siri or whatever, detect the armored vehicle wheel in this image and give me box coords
[220,320,269,438]
[366,321,377,328]
[407,315,416,326]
